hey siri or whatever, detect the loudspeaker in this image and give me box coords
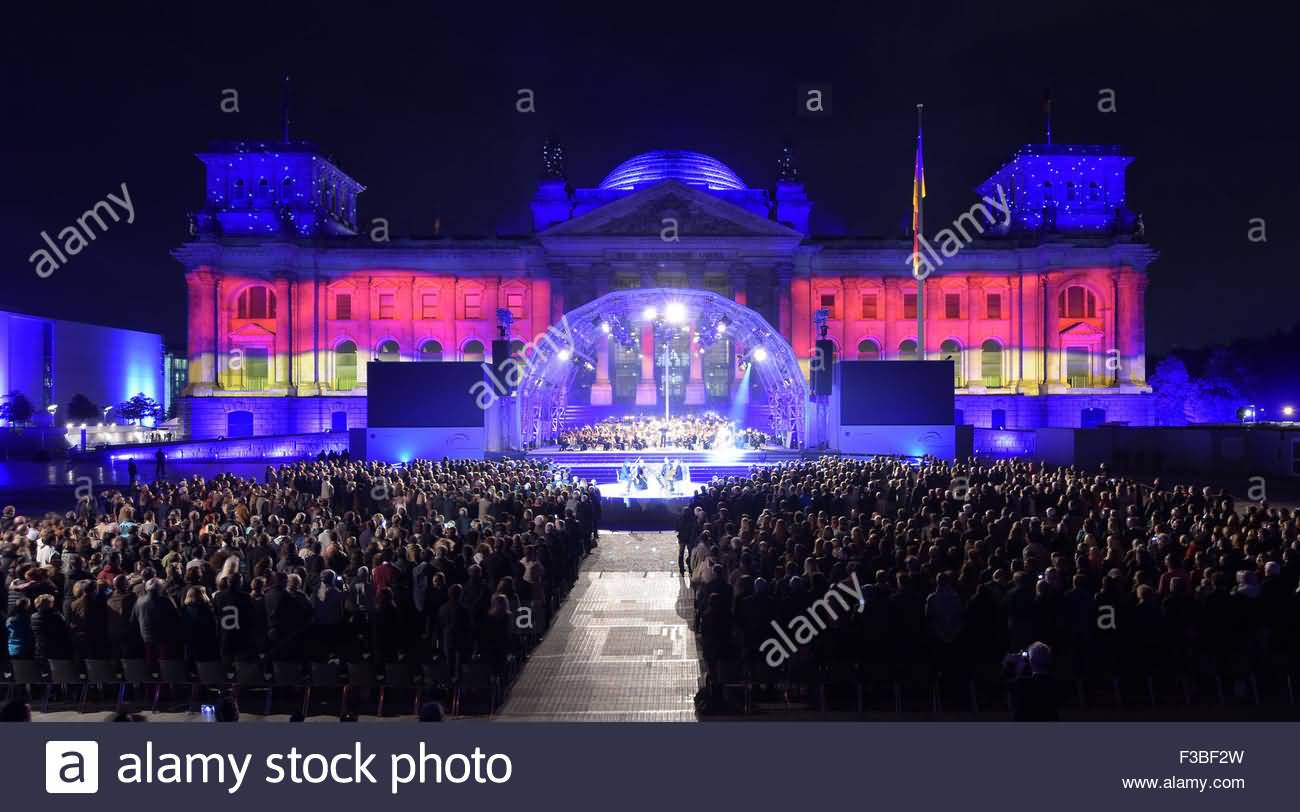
[812,339,834,396]
[491,339,514,395]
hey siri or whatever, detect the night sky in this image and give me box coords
[3,2,1296,355]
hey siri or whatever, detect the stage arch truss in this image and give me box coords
[515,288,807,447]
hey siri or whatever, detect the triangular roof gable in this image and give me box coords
[1059,320,1105,337]
[540,179,802,239]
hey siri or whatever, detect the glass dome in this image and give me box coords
[598,150,747,191]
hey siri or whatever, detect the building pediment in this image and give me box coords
[540,180,802,240]
[1059,320,1105,337]
[230,321,276,338]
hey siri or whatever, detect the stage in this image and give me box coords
[525,446,802,528]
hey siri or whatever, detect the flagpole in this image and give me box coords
[915,103,925,362]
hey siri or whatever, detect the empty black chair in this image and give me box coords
[11,659,51,713]
[381,662,416,717]
[195,660,229,693]
[305,661,341,717]
[272,661,307,717]
[234,661,272,715]
[84,659,123,711]
[121,658,163,712]
[420,659,452,708]
[344,662,379,717]
[454,661,498,716]
[158,659,194,712]
[48,659,86,713]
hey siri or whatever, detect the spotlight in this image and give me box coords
[1284,405,1295,418]
[666,301,686,323]
[600,321,611,334]
[557,348,572,361]
[642,305,658,320]
[716,322,727,333]
[753,347,769,362]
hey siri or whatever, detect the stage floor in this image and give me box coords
[602,478,697,502]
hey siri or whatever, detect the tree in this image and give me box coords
[1148,357,1195,426]
[66,393,100,421]
[0,391,34,426]
[116,393,162,426]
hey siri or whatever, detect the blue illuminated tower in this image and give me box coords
[976,144,1137,236]
[193,140,365,237]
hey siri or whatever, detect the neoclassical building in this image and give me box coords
[176,138,1154,440]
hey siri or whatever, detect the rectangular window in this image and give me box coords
[944,293,960,319]
[1066,347,1090,387]
[421,292,438,320]
[506,291,525,319]
[819,293,837,319]
[378,293,396,320]
[248,287,268,319]
[861,293,878,320]
[903,293,917,320]
[464,291,482,319]
[335,293,352,321]
[244,348,269,391]
[986,293,1002,320]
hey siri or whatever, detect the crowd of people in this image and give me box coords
[557,414,770,452]
[0,457,602,717]
[679,456,1300,716]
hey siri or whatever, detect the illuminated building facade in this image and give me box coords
[176,139,1154,440]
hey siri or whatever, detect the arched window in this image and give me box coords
[940,339,962,386]
[1058,285,1098,319]
[462,340,485,363]
[857,338,880,361]
[980,339,1003,387]
[377,340,400,362]
[1066,181,1077,201]
[1088,181,1101,202]
[236,286,277,319]
[418,340,443,362]
[335,341,357,390]
[898,339,919,362]
[1042,181,1054,202]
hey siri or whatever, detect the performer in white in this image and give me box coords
[712,421,735,451]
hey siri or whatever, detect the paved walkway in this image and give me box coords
[497,530,701,721]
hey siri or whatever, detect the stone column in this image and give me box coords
[685,328,706,405]
[776,264,793,339]
[273,276,291,389]
[591,331,613,405]
[730,266,748,307]
[214,275,226,390]
[550,264,568,324]
[635,320,658,405]
[185,269,217,395]
[1131,274,1148,385]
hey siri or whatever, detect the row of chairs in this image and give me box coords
[1,657,503,718]
[705,656,1300,716]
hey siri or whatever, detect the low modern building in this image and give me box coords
[175,136,1156,441]
[0,309,164,426]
